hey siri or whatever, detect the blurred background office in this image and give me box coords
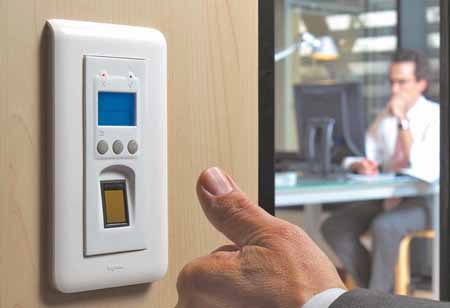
[274,0,440,300]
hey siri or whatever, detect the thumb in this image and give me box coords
[196,167,278,247]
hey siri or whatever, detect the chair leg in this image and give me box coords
[396,236,412,295]
[345,274,355,290]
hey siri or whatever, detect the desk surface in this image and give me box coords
[276,173,439,207]
[275,172,440,299]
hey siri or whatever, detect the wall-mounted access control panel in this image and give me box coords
[48,19,167,293]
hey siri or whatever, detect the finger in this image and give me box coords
[359,163,374,175]
[211,244,240,254]
[360,161,370,171]
[366,160,376,167]
[396,92,408,102]
[176,252,239,297]
[196,167,279,247]
[364,161,377,173]
[366,163,377,172]
[370,160,379,168]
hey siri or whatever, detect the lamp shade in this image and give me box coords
[275,33,339,62]
[312,36,339,61]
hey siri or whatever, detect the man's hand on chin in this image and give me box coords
[387,92,415,120]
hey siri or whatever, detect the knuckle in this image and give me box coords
[176,263,193,292]
[177,259,207,293]
[271,223,304,242]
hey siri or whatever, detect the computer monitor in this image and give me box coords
[294,82,365,163]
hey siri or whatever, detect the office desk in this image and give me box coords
[275,173,440,298]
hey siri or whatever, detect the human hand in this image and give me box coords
[350,159,379,175]
[387,92,412,120]
[175,167,345,308]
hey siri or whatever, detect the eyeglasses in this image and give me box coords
[389,78,416,86]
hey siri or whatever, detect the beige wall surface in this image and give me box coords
[0,1,258,307]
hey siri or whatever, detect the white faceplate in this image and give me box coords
[84,56,147,256]
[48,19,167,293]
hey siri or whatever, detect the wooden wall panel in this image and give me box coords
[0,1,258,307]
[0,0,6,306]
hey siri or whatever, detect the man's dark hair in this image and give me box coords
[392,49,430,83]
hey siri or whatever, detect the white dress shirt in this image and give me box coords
[303,97,439,308]
[343,96,440,183]
[302,288,347,308]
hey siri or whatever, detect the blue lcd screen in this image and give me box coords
[98,92,136,126]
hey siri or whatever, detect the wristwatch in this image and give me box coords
[398,118,410,130]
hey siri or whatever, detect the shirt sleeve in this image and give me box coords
[302,288,347,308]
[403,115,440,183]
[365,132,382,163]
[342,131,380,170]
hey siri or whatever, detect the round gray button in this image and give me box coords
[97,140,108,155]
[112,140,124,154]
[127,140,138,154]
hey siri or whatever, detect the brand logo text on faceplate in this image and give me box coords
[107,264,125,272]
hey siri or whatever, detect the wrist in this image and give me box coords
[398,118,410,130]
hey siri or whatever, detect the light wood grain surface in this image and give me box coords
[0,1,258,307]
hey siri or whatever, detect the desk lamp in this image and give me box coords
[275,31,338,62]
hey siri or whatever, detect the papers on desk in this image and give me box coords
[276,172,403,188]
[345,173,396,182]
[275,172,298,187]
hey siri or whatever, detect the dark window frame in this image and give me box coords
[259,0,275,215]
[440,0,449,300]
[259,0,450,298]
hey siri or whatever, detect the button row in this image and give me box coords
[97,140,138,155]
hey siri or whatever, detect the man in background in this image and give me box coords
[321,49,440,292]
